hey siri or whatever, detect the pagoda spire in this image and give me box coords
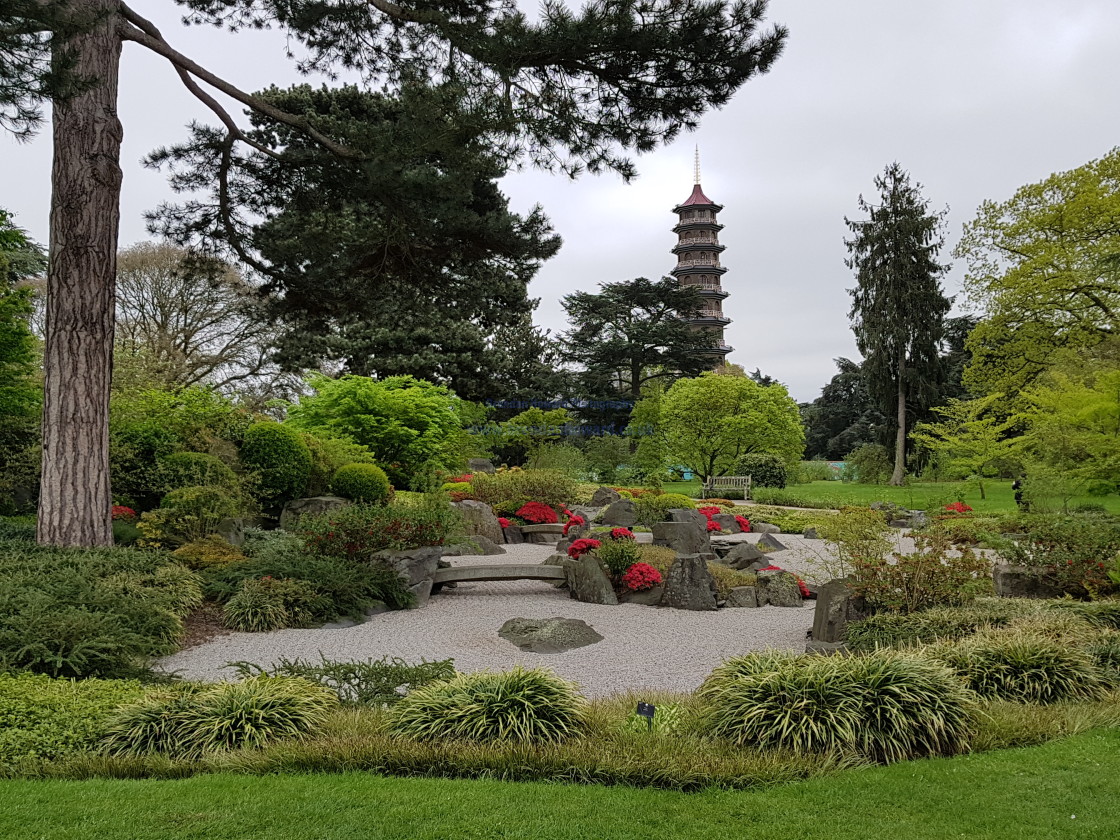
[694,145,701,185]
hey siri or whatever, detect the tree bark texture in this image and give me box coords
[890,350,906,486]
[38,0,123,546]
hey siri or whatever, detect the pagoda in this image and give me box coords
[670,149,732,363]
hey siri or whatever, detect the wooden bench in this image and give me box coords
[431,564,567,585]
[702,475,752,500]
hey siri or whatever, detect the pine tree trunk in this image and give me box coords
[889,351,906,486]
[38,0,123,547]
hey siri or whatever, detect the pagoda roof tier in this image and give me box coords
[673,221,724,234]
[673,183,724,213]
[688,315,732,328]
[672,242,725,255]
[671,264,727,277]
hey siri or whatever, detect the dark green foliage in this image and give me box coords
[0,540,201,677]
[388,667,587,744]
[137,485,242,548]
[843,443,893,484]
[846,601,1033,651]
[1087,633,1120,685]
[0,673,147,773]
[1051,600,1120,630]
[158,452,237,493]
[800,358,886,461]
[297,501,461,559]
[734,453,788,488]
[232,656,457,706]
[331,463,391,504]
[699,651,975,763]
[845,163,952,483]
[101,677,337,760]
[221,577,327,632]
[0,516,34,542]
[240,422,312,506]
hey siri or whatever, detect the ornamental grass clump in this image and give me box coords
[698,650,975,763]
[924,633,1107,704]
[387,667,587,745]
[102,676,337,760]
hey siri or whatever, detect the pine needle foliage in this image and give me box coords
[387,667,587,745]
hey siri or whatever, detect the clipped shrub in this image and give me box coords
[102,676,337,759]
[158,452,238,493]
[231,655,456,706]
[699,650,975,763]
[735,453,788,489]
[636,544,676,575]
[634,492,696,525]
[0,673,147,773]
[706,564,758,599]
[596,539,643,579]
[111,520,142,546]
[846,599,1039,651]
[303,433,378,497]
[240,422,313,506]
[137,485,241,548]
[387,667,587,744]
[331,463,392,504]
[927,634,1107,704]
[297,501,460,559]
[470,470,577,510]
[172,535,245,570]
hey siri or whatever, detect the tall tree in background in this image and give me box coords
[800,357,885,460]
[3,0,786,546]
[562,277,715,401]
[845,163,951,485]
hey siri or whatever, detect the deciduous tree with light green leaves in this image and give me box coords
[910,394,1019,498]
[660,372,804,482]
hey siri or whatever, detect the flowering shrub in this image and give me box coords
[610,527,635,541]
[944,502,973,514]
[851,532,991,613]
[515,502,559,525]
[734,515,751,532]
[562,515,586,536]
[621,562,663,592]
[697,506,722,517]
[447,474,473,484]
[111,505,137,522]
[567,538,601,559]
[706,519,722,532]
[497,517,512,529]
[298,502,458,559]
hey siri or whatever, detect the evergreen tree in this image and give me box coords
[2,0,787,545]
[845,163,951,485]
[800,357,886,461]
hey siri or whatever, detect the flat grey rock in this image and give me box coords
[498,617,604,654]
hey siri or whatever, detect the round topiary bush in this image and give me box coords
[699,650,975,763]
[634,492,696,525]
[241,422,313,506]
[332,463,392,504]
[734,453,788,489]
[159,451,238,493]
[387,667,587,744]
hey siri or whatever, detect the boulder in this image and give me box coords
[720,542,767,569]
[498,617,604,654]
[214,516,255,547]
[544,552,570,589]
[452,500,504,545]
[757,570,802,607]
[811,578,868,642]
[564,553,618,605]
[711,513,741,533]
[752,522,781,535]
[726,586,759,608]
[503,525,524,545]
[279,496,349,531]
[802,527,819,540]
[600,499,638,527]
[652,521,709,558]
[908,510,929,528]
[889,518,911,529]
[408,578,434,609]
[621,584,665,606]
[520,523,566,545]
[441,536,506,556]
[663,553,719,611]
[668,508,707,527]
[467,458,497,474]
[591,486,622,507]
[373,545,443,586]
[757,533,788,553]
[569,505,603,523]
[993,564,1067,599]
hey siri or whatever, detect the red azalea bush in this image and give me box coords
[610,527,636,541]
[944,502,973,514]
[111,505,137,522]
[621,562,663,592]
[447,474,473,484]
[758,563,812,598]
[706,519,722,532]
[563,515,586,536]
[567,538,601,559]
[497,517,512,529]
[697,506,722,517]
[734,515,751,532]
[515,502,559,524]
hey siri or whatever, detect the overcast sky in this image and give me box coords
[2,1,1119,402]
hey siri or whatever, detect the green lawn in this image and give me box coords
[3,729,1120,839]
[665,478,1120,515]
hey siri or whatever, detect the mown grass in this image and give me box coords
[665,479,1120,514]
[3,728,1120,839]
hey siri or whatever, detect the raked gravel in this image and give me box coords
[159,532,924,697]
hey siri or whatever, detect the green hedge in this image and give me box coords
[241,422,312,506]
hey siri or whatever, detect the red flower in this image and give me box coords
[515,502,559,524]
[567,538,601,559]
[944,502,973,514]
[498,517,512,528]
[698,506,722,518]
[734,515,751,532]
[111,505,137,522]
[621,562,662,592]
[563,515,586,536]
[448,474,473,484]
[706,519,722,532]
[610,527,636,541]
